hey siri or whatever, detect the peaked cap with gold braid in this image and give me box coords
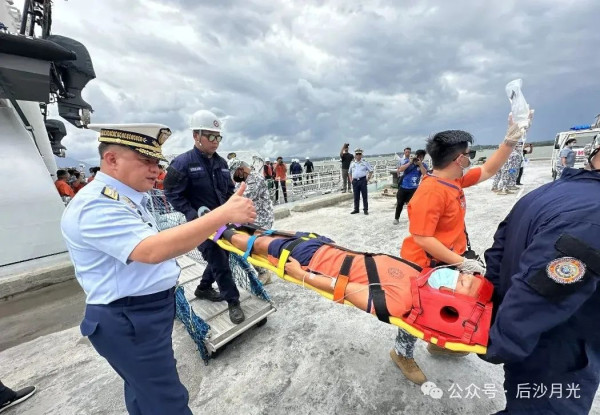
[88,123,171,161]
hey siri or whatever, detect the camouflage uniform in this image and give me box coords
[491,170,501,191]
[498,149,521,192]
[235,171,274,229]
[394,328,416,359]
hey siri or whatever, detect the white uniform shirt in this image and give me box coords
[61,172,180,304]
[348,159,374,179]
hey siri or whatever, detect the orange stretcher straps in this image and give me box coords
[333,255,354,303]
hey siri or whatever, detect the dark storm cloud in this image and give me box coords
[50,0,600,161]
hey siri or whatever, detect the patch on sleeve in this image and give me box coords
[101,186,119,200]
[528,257,587,300]
[546,257,586,284]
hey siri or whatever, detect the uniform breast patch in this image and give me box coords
[546,257,586,284]
[101,186,119,200]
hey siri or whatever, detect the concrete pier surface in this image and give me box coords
[1,161,599,414]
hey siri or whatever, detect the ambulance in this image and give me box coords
[551,125,600,180]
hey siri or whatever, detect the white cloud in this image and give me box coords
[46,0,600,163]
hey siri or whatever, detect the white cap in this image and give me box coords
[89,123,171,161]
[265,157,270,162]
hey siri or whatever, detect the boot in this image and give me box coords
[228,302,245,324]
[426,343,469,357]
[194,286,223,302]
[389,349,427,385]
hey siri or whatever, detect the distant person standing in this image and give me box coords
[72,172,87,194]
[393,149,428,225]
[263,158,274,180]
[340,143,354,193]
[55,169,75,198]
[515,143,533,185]
[304,156,314,184]
[399,147,411,167]
[274,156,288,203]
[557,138,577,179]
[290,159,303,186]
[348,148,373,215]
[396,147,412,188]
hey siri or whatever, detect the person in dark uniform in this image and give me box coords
[61,123,256,414]
[482,147,600,414]
[340,143,354,193]
[164,110,246,324]
[304,156,314,184]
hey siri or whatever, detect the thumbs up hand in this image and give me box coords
[220,182,256,224]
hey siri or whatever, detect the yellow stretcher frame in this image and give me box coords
[214,233,487,354]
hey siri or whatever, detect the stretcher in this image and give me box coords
[212,227,493,354]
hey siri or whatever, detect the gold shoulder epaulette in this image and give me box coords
[101,186,120,200]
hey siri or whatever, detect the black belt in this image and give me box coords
[108,287,175,307]
[353,176,366,181]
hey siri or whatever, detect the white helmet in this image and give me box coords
[190,110,222,132]
[265,157,270,162]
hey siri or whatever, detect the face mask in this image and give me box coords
[428,268,459,291]
[455,154,471,175]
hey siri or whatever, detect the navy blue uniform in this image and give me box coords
[483,168,600,414]
[165,147,240,302]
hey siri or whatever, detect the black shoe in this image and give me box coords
[350,210,359,214]
[516,183,522,186]
[228,302,245,324]
[0,386,36,413]
[364,211,369,215]
[194,287,223,302]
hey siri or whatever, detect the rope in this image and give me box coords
[174,286,211,364]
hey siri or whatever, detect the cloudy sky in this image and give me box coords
[47,0,600,165]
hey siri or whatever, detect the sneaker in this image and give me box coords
[350,210,359,214]
[0,385,36,413]
[393,219,399,225]
[389,349,427,385]
[228,302,245,324]
[194,286,223,302]
[426,343,469,357]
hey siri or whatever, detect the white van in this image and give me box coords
[551,127,600,179]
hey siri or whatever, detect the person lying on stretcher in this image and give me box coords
[221,228,484,318]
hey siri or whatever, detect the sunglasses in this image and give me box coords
[455,150,476,161]
[202,133,223,143]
